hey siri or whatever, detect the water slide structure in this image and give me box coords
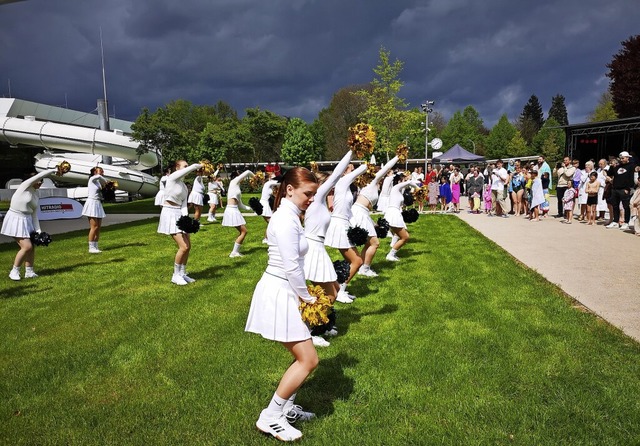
[0,98,159,197]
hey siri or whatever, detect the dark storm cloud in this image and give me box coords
[1,0,639,127]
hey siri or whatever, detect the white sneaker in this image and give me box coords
[324,328,338,337]
[182,274,196,283]
[229,251,243,258]
[25,271,39,279]
[386,253,399,262]
[336,291,353,304]
[9,269,20,281]
[311,336,330,347]
[285,404,316,423]
[606,222,619,229]
[357,266,370,276]
[171,274,188,286]
[620,223,630,230]
[262,238,269,244]
[256,410,303,441]
[207,215,215,222]
[89,247,102,254]
[364,268,378,277]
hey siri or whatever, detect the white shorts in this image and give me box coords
[222,204,246,227]
[245,270,311,342]
[0,209,34,238]
[82,198,106,219]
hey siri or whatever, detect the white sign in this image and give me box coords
[37,197,84,221]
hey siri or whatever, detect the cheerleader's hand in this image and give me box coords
[299,295,317,304]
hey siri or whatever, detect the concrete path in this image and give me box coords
[455,197,640,342]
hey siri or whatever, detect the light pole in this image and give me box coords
[421,100,434,174]
[467,138,476,154]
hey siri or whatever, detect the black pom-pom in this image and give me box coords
[403,189,415,206]
[377,217,390,231]
[30,231,52,246]
[249,197,263,215]
[375,225,388,239]
[333,260,350,284]
[102,188,116,202]
[176,215,201,233]
[347,225,369,246]
[202,193,210,206]
[401,208,420,223]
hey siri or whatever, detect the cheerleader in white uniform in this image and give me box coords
[154,167,171,206]
[1,168,57,280]
[221,169,254,257]
[157,160,202,286]
[206,169,222,222]
[245,167,319,442]
[259,175,280,243]
[352,156,399,277]
[376,169,394,212]
[187,169,205,220]
[384,173,419,262]
[324,162,367,302]
[82,167,107,254]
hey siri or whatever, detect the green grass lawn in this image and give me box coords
[1,215,639,445]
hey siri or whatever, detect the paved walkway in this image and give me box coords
[455,196,640,342]
[3,207,639,342]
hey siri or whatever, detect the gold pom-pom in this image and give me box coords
[396,143,409,163]
[105,180,119,190]
[413,185,428,202]
[310,161,319,173]
[56,161,71,176]
[299,285,334,327]
[199,159,214,176]
[354,162,379,189]
[347,123,376,159]
[249,170,266,189]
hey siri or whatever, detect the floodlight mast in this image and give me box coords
[421,101,434,173]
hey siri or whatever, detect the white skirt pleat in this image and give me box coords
[324,215,353,249]
[260,198,273,217]
[384,206,406,229]
[245,271,311,342]
[304,237,338,282]
[188,191,204,206]
[221,204,246,227]
[377,195,390,212]
[350,204,376,237]
[1,209,34,238]
[208,193,220,206]
[82,198,106,219]
[157,206,183,235]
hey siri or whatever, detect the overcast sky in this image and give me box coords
[1,0,639,128]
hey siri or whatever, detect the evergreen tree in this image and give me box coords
[281,118,317,166]
[518,95,544,144]
[506,131,529,157]
[485,114,516,159]
[548,94,569,126]
[532,118,565,162]
[606,34,640,118]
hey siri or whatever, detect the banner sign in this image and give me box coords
[37,197,84,220]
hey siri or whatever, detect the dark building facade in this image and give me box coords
[564,116,640,164]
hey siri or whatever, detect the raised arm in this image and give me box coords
[15,169,57,195]
[316,150,354,201]
[168,163,202,182]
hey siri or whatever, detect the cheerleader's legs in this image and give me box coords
[313,281,339,303]
[339,247,363,284]
[172,232,191,265]
[360,236,380,269]
[14,237,35,267]
[88,217,102,242]
[230,225,247,256]
[276,339,319,399]
[192,204,202,220]
[387,227,409,261]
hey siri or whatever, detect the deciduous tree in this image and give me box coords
[281,118,317,166]
[588,91,619,122]
[606,34,640,118]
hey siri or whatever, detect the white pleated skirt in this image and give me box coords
[260,198,273,217]
[154,191,164,206]
[245,270,311,342]
[1,209,34,238]
[384,206,406,229]
[324,215,353,249]
[377,195,390,212]
[350,203,376,237]
[157,206,183,235]
[304,237,338,283]
[82,198,105,219]
[222,204,246,227]
[208,193,220,206]
[188,191,204,206]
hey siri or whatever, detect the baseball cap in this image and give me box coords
[619,151,630,158]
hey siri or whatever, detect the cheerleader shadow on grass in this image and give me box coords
[2,282,42,299]
[329,303,399,337]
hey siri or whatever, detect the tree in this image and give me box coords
[588,91,619,122]
[485,114,516,159]
[506,131,529,157]
[356,46,408,159]
[548,94,569,126]
[518,95,544,144]
[532,117,565,162]
[318,84,369,160]
[243,108,288,163]
[197,119,252,164]
[606,34,640,118]
[307,118,326,161]
[440,106,485,155]
[281,118,317,166]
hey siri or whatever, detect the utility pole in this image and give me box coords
[421,100,434,174]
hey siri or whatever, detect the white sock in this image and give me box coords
[89,241,94,249]
[363,264,371,271]
[173,263,181,276]
[12,265,20,273]
[179,264,186,276]
[390,248,397,256]
[283,393,296,412]
[391,234,399,246]
[25,266,34,274]
[232,242,242,254]
[266,392,288,416]
[339,282,347,293]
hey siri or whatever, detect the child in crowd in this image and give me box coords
[562,185,577,224]
[483,183,492,214]
[427,174,439,213]
[540,172,550,218]
[585,171,599,226]
[438,175,452,213]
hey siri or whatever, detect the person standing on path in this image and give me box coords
[605,151,637,230]
[490,159,509,217]
[555,156,576,218]
[82,166,108,253]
